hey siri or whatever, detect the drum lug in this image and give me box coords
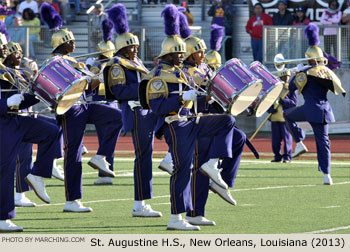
[55,92,63,100]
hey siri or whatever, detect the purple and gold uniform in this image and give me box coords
[53,53,122,201]
[105,55,161,201]
[284,64,345,175]
[0,63,60,220]
[142,60,235,215]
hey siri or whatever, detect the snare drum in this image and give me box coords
[207,58,263,116]
[32,56,88,115]
[248,61,284,117]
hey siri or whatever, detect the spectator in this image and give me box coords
[18,0,38,15]
[6,14,26,47]
[341,4,350,61]
[22,7,40,59]
[181,2,193,26]
[0,0,16,15]
[208,0,225,26]
[292,6,310,26]
[90,3,107,51]
[58,0,69,24]
[320,0,342,58]
[246,3,273,62]
[272,0,293,25]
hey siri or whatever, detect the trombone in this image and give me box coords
[273,53,328,71]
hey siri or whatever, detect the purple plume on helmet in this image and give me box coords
[106,4,129,35]
[102,19,114,42]
[0,20,10,41]
[161,4,179,36]
[179,11,192,39]
[304,23,320,46]
[40,3,62,31]
[210,24,225,51]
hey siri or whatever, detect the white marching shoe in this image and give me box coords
[292,141,308,158]
[15,196,36,207]
[323,174,333,185]
[63,200,92,213]
[0,220,23,233]
[82,145,88,156]
[200,159,228,189]
[209,181,237,206]
[94,177,113,185]
[167,219,200,231]
[52,165,64,181]
[88,155,116,178]
[132,205,162,217]
[159,152,173,175]
[24,174,50,204]
[158,159,173,175]
[185,216,216,226]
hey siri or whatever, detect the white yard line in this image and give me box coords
[34,181,350,208]
[319,206,341,209]
[303,226,350,234]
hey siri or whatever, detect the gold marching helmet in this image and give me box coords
[158,35,186,58]
[106,4,139,53]
[52,29,75,53]
[7,41,22,55]
[114,33,139,53]
[305,46,324,61]
[184,36,206,60]
[205,50,221,70]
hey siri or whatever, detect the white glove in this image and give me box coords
[7,94,24,108]
[24,60,38,72]
[296,63,306,72]
[182,90,198,101]
[85,57,96,67]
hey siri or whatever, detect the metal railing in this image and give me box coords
[5,25,202,66]
[263,25,350,67]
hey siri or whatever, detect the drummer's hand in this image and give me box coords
[24,61,38,72]
[296,63,306,72]
[7,94,24,108]
[85,58,95,69]
[182,90,198,101]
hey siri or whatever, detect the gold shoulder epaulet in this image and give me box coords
[119,57,149,74]
[146,77,169,107]
[108,64,126,87]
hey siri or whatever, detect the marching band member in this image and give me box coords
[105,4,162,217]
[41,3,123,212]
[87,19,120,186]
[284,23,346,185]
[3,42,64,207]
[178,12,241,227]
[268,70,297,163]
[0,22,60,232]
[140,5,235,230]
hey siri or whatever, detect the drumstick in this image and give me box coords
[9,84,31,110]
[249,90,290,142]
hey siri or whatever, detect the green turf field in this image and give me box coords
[15,157,350,234]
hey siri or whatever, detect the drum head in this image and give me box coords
[254,83,284,117]
[229,81,263,116]
[56,78,88,115]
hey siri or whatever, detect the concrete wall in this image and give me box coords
[236,69,350,134]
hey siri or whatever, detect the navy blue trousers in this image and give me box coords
[131,108,159,201]
[15,115,63,193]
[163,115,234,214]
[0,116,60,220]
[271,122,293,161]
[284,107,331,174]
[187,127,246,217]
[62,103,122,201]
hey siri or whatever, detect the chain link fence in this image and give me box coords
[263,25,350,67]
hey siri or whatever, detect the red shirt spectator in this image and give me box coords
[246,10,273,40]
